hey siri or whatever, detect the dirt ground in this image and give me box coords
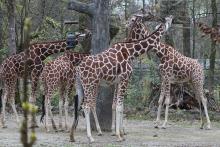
[1,114,220,147]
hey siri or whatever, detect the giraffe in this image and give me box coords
[150,27,211,130]
[197,22,220,43]
[40,51,89,132]
[74,16,173,142]
[111,14,151,134]
[0,37,78,128]
[124,16,211,130]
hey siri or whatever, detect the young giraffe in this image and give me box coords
[111,14,151,134]
[0,39,78,128]
[197,22,220,43]
[40,51,89,132]
[125,17,211,130]
[151,27,211,129]
[74,16,173,142]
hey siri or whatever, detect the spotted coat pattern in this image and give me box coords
[41,51,89,132]
[197,22,220,43]
[0,40,74,127]
[75,21,170,142]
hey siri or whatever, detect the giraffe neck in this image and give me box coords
[197,22,220,43]
[125,24,165,59]
[197,22,213,35]
[29,40,69,61]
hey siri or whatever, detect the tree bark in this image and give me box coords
[68,0,113,131]
[208,0,217,96]
[192,0,196,58]
[5,0,16,55]
[0,5,4,50]
[182,1,191,57]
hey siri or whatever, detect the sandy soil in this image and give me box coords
[1,114,220,147]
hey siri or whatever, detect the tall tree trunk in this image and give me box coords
[5,0,16,55]
[90,0,112,131]
[208,0,217,96]
[182,1,191,57]
[68,0,112,131]
[0,5,4,50]
[192,0,196,58]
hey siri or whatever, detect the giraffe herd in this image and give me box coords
[0,13,215,143]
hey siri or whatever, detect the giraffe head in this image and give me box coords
[165,15,173,31]
[155,15,173,31]
[126,14,150,41]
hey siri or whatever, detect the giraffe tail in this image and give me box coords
[73,94,79,129]
[0,89,2,111]
[72,75,84,128]
[40,95,46,123]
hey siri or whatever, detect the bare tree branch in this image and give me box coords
[68,0,95,16]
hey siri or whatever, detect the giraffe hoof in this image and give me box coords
[206,125,211,130]
[2,125,7,128]
[69,138,75,142]
[123,131,127,135]
[58,129,65,132]
[88,137,95,143]
[111,132,116,136]
[97,132,102,136]
[65,129,70,133]
[161,126,166,129]
[30,124,39,128]
[154,121,160,128]
[55,129,59,133]
[154,125,159,129]
[116,137,125,142]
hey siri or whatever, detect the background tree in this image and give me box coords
[0,2,4,50]
[208,0,217,96]
[5,0,16,55]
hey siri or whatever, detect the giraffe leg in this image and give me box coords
[9,94,20,126]
[89,84,102,136]
[193,82,211,129]
[111,103,116,136]
[198,89,211,129]
[48,99,57,131]
[161,82,170,129]
[1,90,7,128]
[59,85,66,130]
[64,96,69,131]
[30,75,38,104]
[115,80,128,142]
[44,97,50,132]
[111,87,117,136]
[198,100,205,129]
[119,103,125,137]
[58,99,63,130]
[84,107,94,143]
[192,83,204,129]
[116,102,125,141]
[30,74,39,128]
[154,81,165,128]
[91,107,102,136]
